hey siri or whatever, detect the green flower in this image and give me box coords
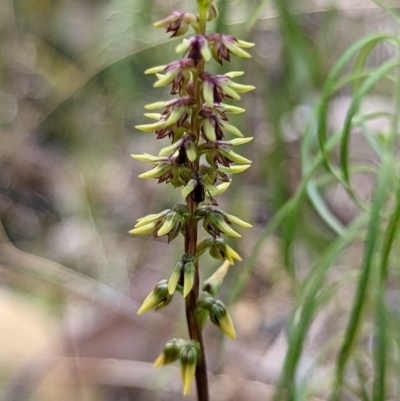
[137,280,172,314]
[179,342,199,395]
[168,254,196,297]
[202,260,231,295]
[153,338,187,368]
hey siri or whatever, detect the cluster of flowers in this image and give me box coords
[130,1,254,396]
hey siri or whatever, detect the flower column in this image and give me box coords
[130,0,254,399]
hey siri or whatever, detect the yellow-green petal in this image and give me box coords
[210,214,241,237]
[153,353,166,368]
[183,262,195,298]
[218,164,251,174]
[138,163,170,179]
[218,148,252,164]
[226,137,253,146]
[225,244,242,263]
[237,39,255,48]
[224,212,252,228]
[143,113,162,120]
[208,181,231,196]
[144,101,169,110]
[135,121,165,132]
[135,210,170,227]
[220,104,245,114]
[154,70,178,88]
[222,122,243,137]
[176,38,190,54]
[224,71,244,78]
[168,267,182,295]
[202,81,214,107]
[229,82,256,93]
[224,41,251,58]
[158,140,182,157]
[157,214,176,236]
[145,65,166,74]
[203,118,217,142]
[129,222,155,235]
[181,178,197,198]
[131,153,159,164]
[218,311,237,340]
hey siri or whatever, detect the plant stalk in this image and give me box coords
[185,195,209,401]
[183,4,209,400]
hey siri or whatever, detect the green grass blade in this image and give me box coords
[306,181,345,236]
[374,180,400,401]
[247,0,273,30]
[317,33,398,174]
[331,159,392,401]
[273,214,368,401]
[230,128,344,304]
[340,60,400,183]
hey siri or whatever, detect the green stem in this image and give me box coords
[185,197,209,401]
[184,3,209,400]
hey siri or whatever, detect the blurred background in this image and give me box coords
[1,0,400,400]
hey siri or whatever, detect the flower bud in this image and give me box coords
[168,261,183,295]
[157,212,179,236]
[129,222,156,235]
[138,162,172,179]
[179,342,199,395]
[202,260,230,296]
[135,121,166,133]
[196,237,215,256]
[137,280,172,314]
[181,178,198,198]
[168,254,196,297]
[154,338,187,368]
[207,181,231,197]
[209,300,237,340]
[225,137,253,146]
[133,209,171,228]
[131,153,160,164]
[207,3,219,21]
[209,213,241,237]
[218,164,251,174]
[203,118,217,142]
[221,121,243,137]
[184,138,197,162]
[220,104,246,114]
[144,65,166,75]
[221,211,252,228]
[183,261,195,298]
[206,237,242,263]
[196,296,236,339]
[153,11,192,37]
[218,148,252,164]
